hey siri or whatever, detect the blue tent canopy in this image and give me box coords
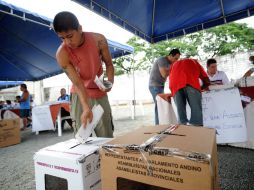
[0,0,133,81]
[73,0,254,43]
[0,81,23,90]
[108,39,134,59]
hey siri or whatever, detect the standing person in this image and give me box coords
[243,56,254,77]
[149,49,181,125]
[19,84,30,130]
[207,58,229,85]
[169,59,210,126]
[57,88,72,130]
[53,11,114,137]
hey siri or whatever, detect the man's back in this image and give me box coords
[170,59,208,96]
[20,90,30,109]
[149,57,170,87]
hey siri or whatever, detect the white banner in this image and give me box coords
[32,105,54,132]
[202,88,247,144]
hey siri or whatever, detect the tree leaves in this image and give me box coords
[113,23,254,75]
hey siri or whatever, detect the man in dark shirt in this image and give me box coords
[149,49,181,125]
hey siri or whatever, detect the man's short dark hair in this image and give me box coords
[6,100,11,105]
[53,11,79,33]
[207,58,217,67]
[21,84,27,89]
[249,56,254,62]
[169,49,180,56]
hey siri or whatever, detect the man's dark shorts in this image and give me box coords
[20,109,30,118]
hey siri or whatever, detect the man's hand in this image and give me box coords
[104,88,112,93]
[98,79,113,92]
[98,86,112,93]
[81,108,93,128]
[202,85,210,91]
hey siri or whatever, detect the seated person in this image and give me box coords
[13,96,21,109]
[0,101,4,109]
[5,100,13,109]
[243,56,254,77]
[58,88,70,101]
[57,88,72,129]
[207,58,229,85]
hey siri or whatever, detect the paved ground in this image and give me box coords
[0,104,254,190]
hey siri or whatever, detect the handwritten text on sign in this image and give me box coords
[32,105,54,132]
[202,88,247,144]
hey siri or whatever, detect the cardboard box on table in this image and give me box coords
[0,119,20,148]
[100,125,219,190]
[34,137,112,190]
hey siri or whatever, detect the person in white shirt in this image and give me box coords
[5,100,13,109]
[243,56,254,77]
[207,58,229,85]
[13,96,21,109]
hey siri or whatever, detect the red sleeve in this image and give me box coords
[196,60,208,80]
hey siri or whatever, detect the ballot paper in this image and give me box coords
[94,75,112,90]
[75,105,104,143]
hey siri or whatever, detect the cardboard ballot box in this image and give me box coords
[34,137,112,190]
[100,125,219,190]
[0,119,20,148]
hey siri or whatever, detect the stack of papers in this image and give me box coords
[208,83,234,90]
[94,75,112,90]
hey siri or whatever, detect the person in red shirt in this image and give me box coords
[169,59,210,126]
[53,12,114,137]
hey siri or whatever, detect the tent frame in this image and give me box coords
[73,0,254,43]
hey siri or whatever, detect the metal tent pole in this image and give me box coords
[132,53,136,120]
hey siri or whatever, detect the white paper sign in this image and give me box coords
[32,105,54,132]
[202,88,247,144]
[75,105,104,143]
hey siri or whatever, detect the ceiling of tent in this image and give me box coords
[0,81,23,90]
[0,0,134,81]
[73,0,254,43]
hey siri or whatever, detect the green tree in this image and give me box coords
[113,23,254,75]
[198,23,254,59]
[113,36,148,75]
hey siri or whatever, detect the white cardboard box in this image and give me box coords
[34,137,112,190]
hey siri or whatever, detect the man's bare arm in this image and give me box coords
[97,34,114,84]
[202,77,211,90]
[159,67,169,79]
[20,91,29,102]
[243,69,253,77]
[56,46,92,126]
